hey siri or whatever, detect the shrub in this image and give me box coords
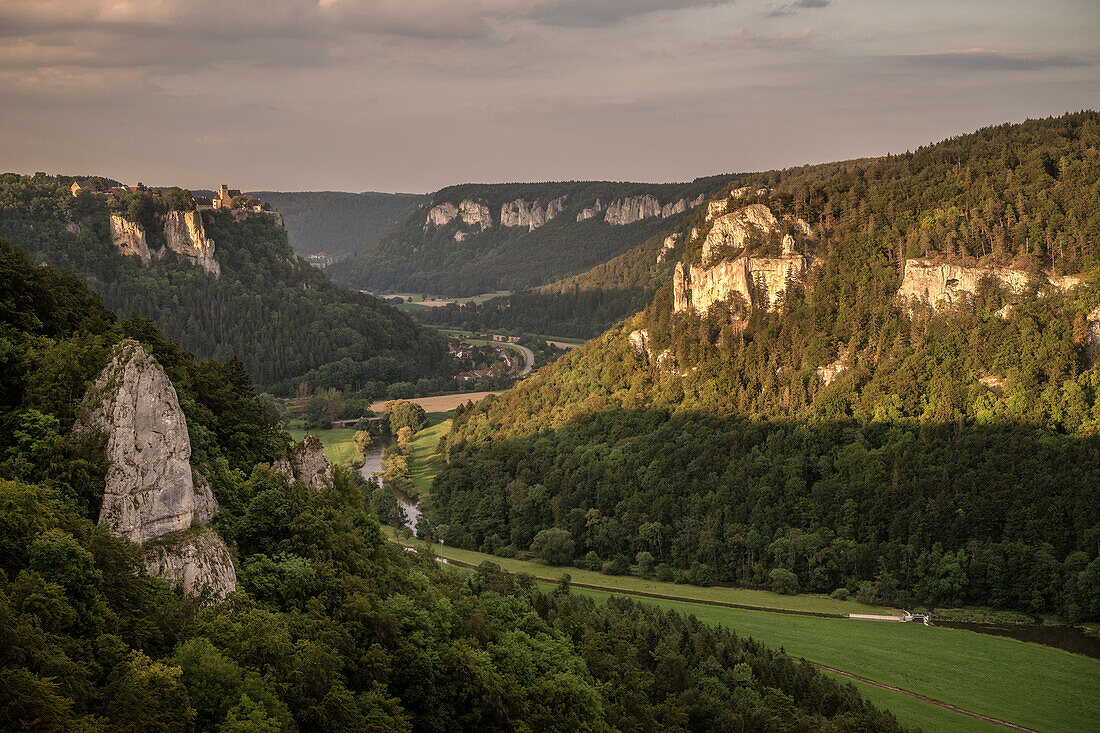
[584,551,602,571]
[602,555,630,576]
[529,528,574,566]
[830,587,849,601]
[635,551,654,577]
[655,563,675,582]
[770,568,800,595]
[688,562,713,587]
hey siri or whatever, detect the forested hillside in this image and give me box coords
[253,190,428,260]
[430,112,1100,620]
[413,222,687,338]
[0,173,452,394]
[328,178,737,296]
[0,240,904,732]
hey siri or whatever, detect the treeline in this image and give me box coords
[0,240,904,731]
[327,178,738,297]
[429,112,1100,620]
[433,410,1100,619]
[0,173,453,394]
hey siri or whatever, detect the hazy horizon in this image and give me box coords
[2,0,1097,193]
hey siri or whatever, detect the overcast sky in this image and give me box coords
[1,0,1097,193]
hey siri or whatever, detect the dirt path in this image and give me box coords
[800,660,1037,732]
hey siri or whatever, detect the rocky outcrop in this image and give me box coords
[660,195,704,219]
[273,435,333,490]
[657,233,680,264]
[605,195,662,225]
[501,196,567,231]
[628,328,650,358]
[897,260,1033,311]
[674,254,811,314]
[702,204,780,264]
[577,199,604,222]
[164,210,220,276]
[110,211,220,276]
[423,202,459,232]
[460,200,493,231]
[706,199,729,222]
[76,341,197,543]
[144,529,237,601]
[193,472,219,525]
[75,340,235,601]
[816,350,850,386]
[110,215,152,265]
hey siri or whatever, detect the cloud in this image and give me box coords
[767,0,831,18]
[528,0,731,28]
[691,27,817,53]
[896,48,1094,72]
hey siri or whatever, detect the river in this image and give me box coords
[358,437,422,533]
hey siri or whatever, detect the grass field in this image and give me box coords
[397,534,1099,732]
[559,585,1100,733]
[407,412,451,497]
[383,528,893,616]
[368,392,499,413]
[286,426,361,466]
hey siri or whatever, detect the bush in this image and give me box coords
[529,528,575,566]
[635,551,654,577]
[495,545,517,559]
[688,562,713,587]
[584,551,602,571]
[655,563,675,582]
[602,555,630,576]
[830,587,850,601]
[770,568,800,595]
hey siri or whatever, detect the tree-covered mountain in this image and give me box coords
[429,112,1100,620]
[0,173,452,395]
[252,190,429,261]
[327,178,738,297]
[0,240,905,731]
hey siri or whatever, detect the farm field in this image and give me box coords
[407,411,452,497]
[369,391,499,413]
[384,529,893,616]
[557,585,1100,733]
[286,425,361,466]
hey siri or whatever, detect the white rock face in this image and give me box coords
[76,340,197,544]
[816,350,850,386]
[273,435,333,490]
[702,204,780,264]
[75,339,235,601]
[501,195,567,231]
[164,210,220,276]
[897,260,1033,311]
[459,199,493,230]
[675,255,811,314]
[193,472,219,525]
[628,329,650,358]
[423,202,459,232]
[706,198,730,223]
[605,195,662,225]
[110,215,152,265]
[577,199,604,222]
[657,233,680,263]
[144,529,237,601]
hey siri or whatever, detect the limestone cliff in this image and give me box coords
[897,260,1033,310]
[460,200,493,231]
[701,204,779,264]
[273,435,333,490]
[109,215,152,265]
[604,194,700,225]
[674,254,811,314]
[577,199,604,222]
[501,196,567,231]
[144,529,237,601]
[75,340,235,600]
[423,202,459,232]
[163,210,220,275]
[110,211,221,277]
[657,233,680,264]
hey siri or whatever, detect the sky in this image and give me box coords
[1,0,1097,193]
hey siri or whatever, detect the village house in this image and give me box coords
[213,184,261,210]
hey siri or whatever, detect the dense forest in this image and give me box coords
[0,240,904,731]
[0,173,453,395]
[430,112,1100,620]
[327,178,736,297]
[252,190,428,260]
